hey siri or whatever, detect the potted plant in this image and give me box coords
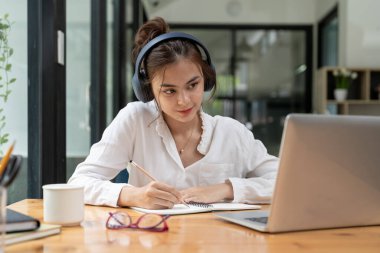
[0,13,16,154]
[332,68,357,102]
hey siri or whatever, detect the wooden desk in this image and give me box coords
[5,199,380,253]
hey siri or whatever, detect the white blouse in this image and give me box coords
[68,101,279,207]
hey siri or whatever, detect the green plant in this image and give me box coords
[0,14,16,152]
[333,67,357,89]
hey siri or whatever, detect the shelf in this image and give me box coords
[316,67,380,115]
[326,100,380,105]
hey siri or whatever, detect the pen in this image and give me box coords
[129,160,157,181]
[129,160,189,207]
[0,141,15,179]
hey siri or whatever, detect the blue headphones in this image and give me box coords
[132,32,216,102]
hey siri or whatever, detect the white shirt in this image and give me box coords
[68,101,279,207]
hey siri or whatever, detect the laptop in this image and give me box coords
[215,114,380,233]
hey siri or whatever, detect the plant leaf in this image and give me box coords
[5,63,11,71]
[0,24,10,30]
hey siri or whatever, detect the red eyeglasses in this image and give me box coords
[106,211,170,232]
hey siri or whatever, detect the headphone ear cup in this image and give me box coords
[132,72,145,102]
[132,70,154,103]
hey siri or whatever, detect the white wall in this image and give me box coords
[144,0,316,24]
[344,0,380,67]
[315,0,338,21]
[316,0,380,68]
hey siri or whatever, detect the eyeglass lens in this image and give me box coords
[108,212,168,230]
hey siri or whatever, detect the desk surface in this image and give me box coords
[6,199,380,253]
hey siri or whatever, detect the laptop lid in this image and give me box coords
[215,114,380,233]
[267,114,380,232]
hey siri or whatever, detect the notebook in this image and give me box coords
[5,223,61,245]
[5,208,40,233]
[131,202,260,215]
[215,114,380,233]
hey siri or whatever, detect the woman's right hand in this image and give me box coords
[117,181,182,209]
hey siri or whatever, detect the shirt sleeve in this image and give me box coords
[227,124,279,204]
[67,105,136,207]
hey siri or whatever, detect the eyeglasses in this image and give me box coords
[106,212,170,232]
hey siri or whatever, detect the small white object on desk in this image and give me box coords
[42,184,84,226]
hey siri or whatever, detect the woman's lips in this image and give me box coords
[178,107,193,115]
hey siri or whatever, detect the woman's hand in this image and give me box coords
[180,182,234,204]
[118,181,182,209]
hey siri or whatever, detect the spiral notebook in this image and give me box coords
[131,202,261,215]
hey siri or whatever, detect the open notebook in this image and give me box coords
[131,202,260,215]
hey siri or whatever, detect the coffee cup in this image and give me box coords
[42,184,84,226]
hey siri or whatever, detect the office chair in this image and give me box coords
[112,169,129,183]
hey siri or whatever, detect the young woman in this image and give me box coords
[68,17,278,210]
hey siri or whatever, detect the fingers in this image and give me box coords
[180,188,203,203]
[144,182,182,209]
[153,182,182,201]
[180,185,223,204]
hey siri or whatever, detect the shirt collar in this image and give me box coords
[155,107,213,155]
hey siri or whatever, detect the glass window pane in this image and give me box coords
[66,0,91,179]
[1,2,28,203]
[236,30,307,155]
[171,28,308,156]
[321,17,338,66]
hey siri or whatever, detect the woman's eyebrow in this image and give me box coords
[160,83,176,88]
[160,76,201,87]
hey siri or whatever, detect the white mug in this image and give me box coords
[42,184,84,226]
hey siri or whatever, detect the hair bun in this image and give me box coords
[132,17,169,64]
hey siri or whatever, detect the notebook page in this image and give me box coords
[130,203,260,215]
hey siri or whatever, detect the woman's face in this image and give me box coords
[151,58,204,124]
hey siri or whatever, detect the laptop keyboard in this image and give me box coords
[245,217,268,224]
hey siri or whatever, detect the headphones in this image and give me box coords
[132,32,216,102]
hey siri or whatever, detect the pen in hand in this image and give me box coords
[129,160,157,181]
[128,160,189,207]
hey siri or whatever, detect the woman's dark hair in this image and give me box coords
[131,17,216,97]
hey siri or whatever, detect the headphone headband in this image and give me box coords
[132,32,215,102]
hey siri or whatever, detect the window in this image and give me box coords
[318,6,338,67]
[1,1,28,203]
[173,25,312,155]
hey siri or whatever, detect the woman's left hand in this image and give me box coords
[180,182,234,204]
